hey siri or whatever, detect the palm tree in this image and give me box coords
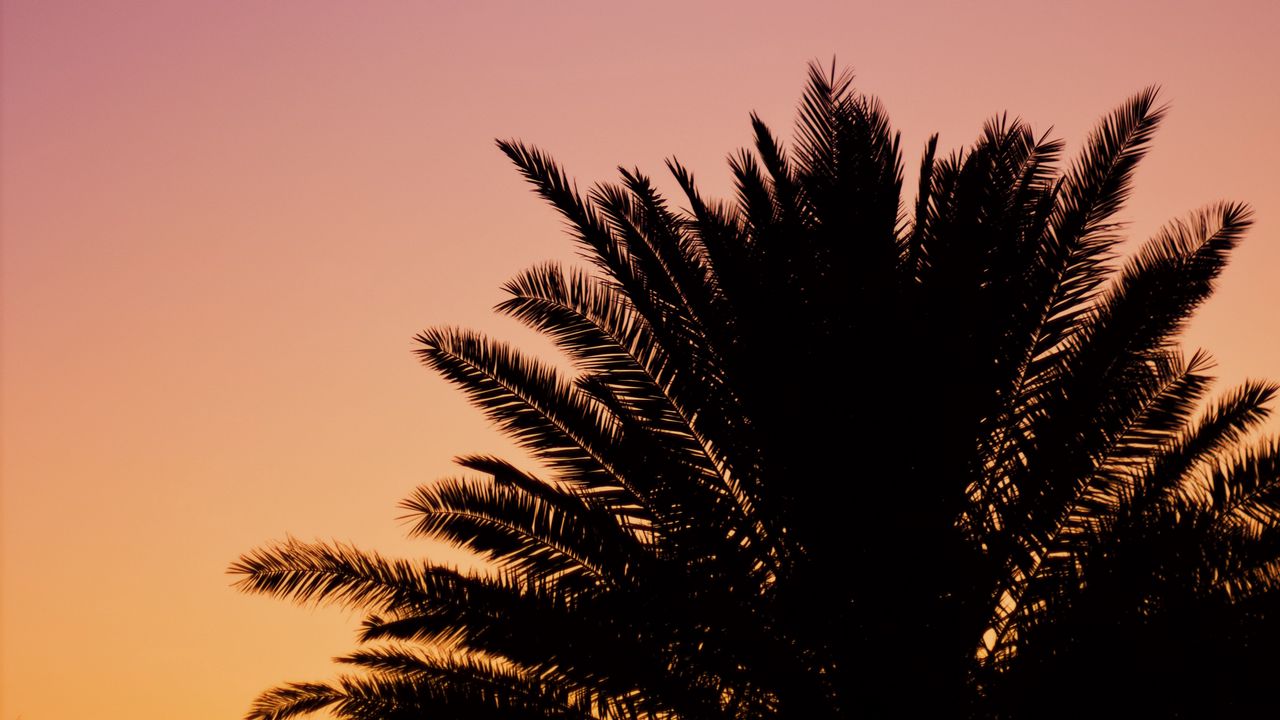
[231,63,1280,719]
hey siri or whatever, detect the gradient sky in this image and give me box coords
[3,1,1278,717]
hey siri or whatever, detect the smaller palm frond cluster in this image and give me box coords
[231,63,1280,719]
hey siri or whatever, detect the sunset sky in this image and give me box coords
[2,1,1278,717]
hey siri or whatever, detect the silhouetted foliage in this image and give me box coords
[232,63,1280,719]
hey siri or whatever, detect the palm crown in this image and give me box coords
[232,63,1280,719]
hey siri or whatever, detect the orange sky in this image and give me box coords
[2,1,1278,717]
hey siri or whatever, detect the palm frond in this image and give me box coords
[414,327,649,517]
[400,475,634,587]
[904,133,938,278]
[247,681,344,720]
[496,140,638,290]
[230,538,440,611]
[1142,378,1278,506]
[336,647,601,720]
[1208,438,1280,538]
[1019,87,1167,378]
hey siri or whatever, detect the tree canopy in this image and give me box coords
[232,63,1280,719]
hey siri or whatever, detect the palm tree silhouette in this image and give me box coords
[231,63,1280,719]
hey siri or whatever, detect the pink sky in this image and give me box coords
[3,1,1278,717]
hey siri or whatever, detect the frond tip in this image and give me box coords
[228,538,432,611]
[247,682,342,720]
